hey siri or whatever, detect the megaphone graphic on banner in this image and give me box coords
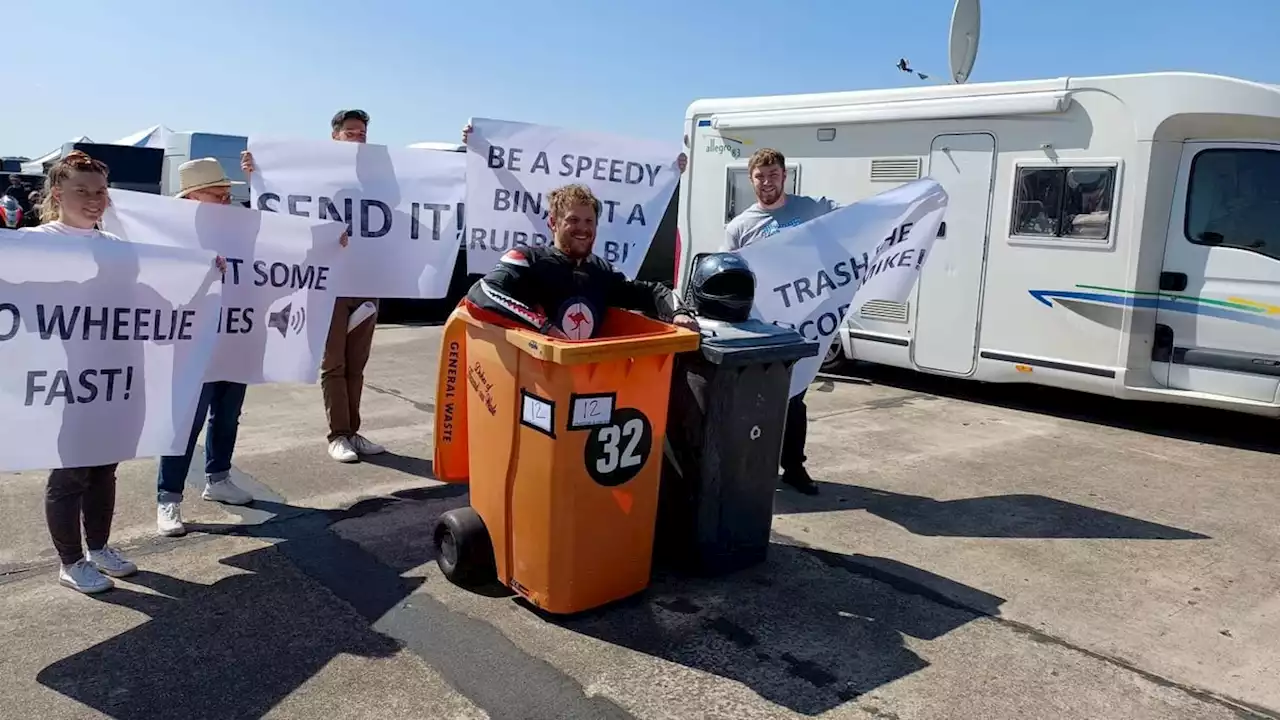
[267,302,306,338]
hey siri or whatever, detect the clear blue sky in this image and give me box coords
[7,0,1280,158]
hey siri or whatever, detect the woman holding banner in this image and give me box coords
[21,151,139,594]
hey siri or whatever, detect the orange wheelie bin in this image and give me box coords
[430,304,700,614]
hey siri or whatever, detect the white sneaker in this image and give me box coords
[158,501,185,537]
[328,437,359,463]
[59,559,114,594]
[88,546,137,578]
[350,434,385,456]
[202,478,253,505]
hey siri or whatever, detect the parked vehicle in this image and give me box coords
[60,142,164,194]
[677,72,1280,418]
[163,132,250,205]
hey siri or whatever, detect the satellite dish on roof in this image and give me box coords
[948,0,981,84]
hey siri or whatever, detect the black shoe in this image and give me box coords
[781,467,819,495]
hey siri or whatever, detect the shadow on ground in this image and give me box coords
[326,487,1006,716]
[819,360,1280,455]
[34,484,467,720]
[361,450,437,480]
[34,467,1037,719]
[774,483,1210,540]
[548,539,1004,716]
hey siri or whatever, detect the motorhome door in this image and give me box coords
[1153,142,1280,404]
[912,133,996,375]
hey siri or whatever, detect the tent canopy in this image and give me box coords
[19,125,173,174]
[20,136,91,174]
[113,125,173,149]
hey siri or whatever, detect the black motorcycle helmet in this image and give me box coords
[685,252,756,323]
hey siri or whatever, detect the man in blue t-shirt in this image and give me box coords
[723,147,841,495]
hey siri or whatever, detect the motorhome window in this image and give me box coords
[725,166,798,223]
[1011,166,1115,240]
[1185,149,1280,261]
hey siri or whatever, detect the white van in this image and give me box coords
[677,72,1280,418]
[163,132,251,205]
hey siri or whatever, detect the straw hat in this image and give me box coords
[176,157,244,198]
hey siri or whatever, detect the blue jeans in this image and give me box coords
[157,381,247,503]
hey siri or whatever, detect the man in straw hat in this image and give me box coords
[155,157,256,536]
[240,109,385,464]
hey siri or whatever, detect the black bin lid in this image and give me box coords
[694,318,820,366]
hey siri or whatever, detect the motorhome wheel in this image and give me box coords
[821,339,849,373]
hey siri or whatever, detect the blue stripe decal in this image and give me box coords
[1028,290,1280,331]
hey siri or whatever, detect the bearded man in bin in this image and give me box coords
[464,183,700,338]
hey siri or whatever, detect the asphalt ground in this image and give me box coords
[1,323,1276,720]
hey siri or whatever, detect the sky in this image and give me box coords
[6,0,1280,159]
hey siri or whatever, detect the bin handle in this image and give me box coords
[502,325,701,365]
[455,305,700,362]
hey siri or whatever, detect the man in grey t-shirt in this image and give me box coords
[724,147,841,495]
[724,191,839,250]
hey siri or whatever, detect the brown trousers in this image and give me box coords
[322,297,378,442]
[46,465,118,565]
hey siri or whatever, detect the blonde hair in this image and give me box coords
[546,184,601,221]
[39,150,109,224]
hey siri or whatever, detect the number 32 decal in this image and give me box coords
[584,408,653,487]
[596,418,644,473]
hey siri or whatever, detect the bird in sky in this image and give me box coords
[897,58,929,80]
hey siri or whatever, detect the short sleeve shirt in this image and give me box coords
[19,221,122,241]
[723,195,840,251]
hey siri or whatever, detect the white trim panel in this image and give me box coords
[710,91,1073,131]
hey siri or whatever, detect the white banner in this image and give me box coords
[465,118,681,278]
[247,138,466,299]
[737,179,949,397]
[0,229,222,472]
[103,190,346,385]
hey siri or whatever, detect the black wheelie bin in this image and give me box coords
[656,253,818,576]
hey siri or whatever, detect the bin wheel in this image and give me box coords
[434,507,497,589]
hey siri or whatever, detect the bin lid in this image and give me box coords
[694,317,820,365]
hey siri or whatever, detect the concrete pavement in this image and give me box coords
[0,323,1277,719]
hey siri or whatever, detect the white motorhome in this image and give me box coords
[677,72,1280,418]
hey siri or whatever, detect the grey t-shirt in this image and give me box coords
[723,194,840,251]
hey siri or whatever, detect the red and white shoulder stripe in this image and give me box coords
[479,280,545,328]
[500,249,530,268]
